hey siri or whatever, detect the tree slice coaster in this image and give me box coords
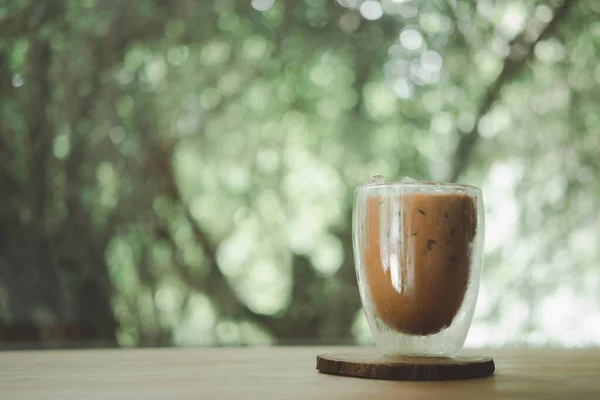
[316,353,495,381]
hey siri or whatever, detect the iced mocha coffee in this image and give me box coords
[363,190,477,335]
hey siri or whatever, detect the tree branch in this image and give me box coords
[449,0,580,182]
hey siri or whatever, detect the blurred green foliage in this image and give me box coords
[0,0,598,348]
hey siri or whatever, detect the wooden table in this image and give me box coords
[1,347,599,399]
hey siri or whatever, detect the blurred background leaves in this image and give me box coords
[0,0,598,349]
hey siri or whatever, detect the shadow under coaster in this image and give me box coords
[316,353,495,381]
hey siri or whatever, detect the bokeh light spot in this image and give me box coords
[364,82,397,119]
[420,50,442,72]
[339,12,361,32]
[399,28,423,50]
[167,45,189,66]
[501,3,526,37]
[419,12,452,34]
[535,4,553,23]
[360,1,384,21]
[251,0,274,12]
[393,78,413,99]
[241,35,269,61]
[109,126,125,144]
[534,39,566,63]
[53,134,70,159]
[11,74,24,88]
[200,41,231,66]
[310,235,343,276]
[200,87,222,110]
[309,64,334,86]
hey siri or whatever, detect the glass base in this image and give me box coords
[368,309,471,358]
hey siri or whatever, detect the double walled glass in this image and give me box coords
[352,179,484,357]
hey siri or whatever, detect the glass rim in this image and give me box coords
[357,180,481,193]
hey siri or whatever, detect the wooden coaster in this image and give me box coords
[316,353,495,381]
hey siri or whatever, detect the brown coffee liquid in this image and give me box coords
[363,192,477,335]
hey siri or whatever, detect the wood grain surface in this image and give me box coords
[317,353,495,380]
[1,347,599,400]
